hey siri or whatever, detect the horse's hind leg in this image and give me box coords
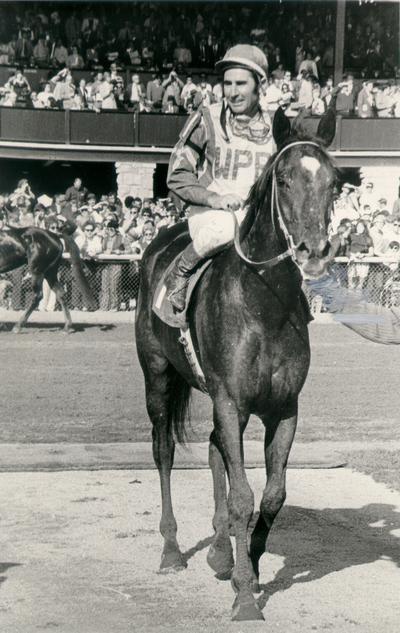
[249,406,298,586]
[46,267,73,333]
[145,361,187,572]
[206,430,234,579]
[13,274,44,333]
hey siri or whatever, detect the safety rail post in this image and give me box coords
[335,115,342,152]
[133,111,139,146]
[64,108,71,145]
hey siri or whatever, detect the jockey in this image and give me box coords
[166,44,275,312]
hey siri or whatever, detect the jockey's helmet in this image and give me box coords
[215,45,268,88]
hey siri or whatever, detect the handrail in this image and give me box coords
[59,252,400,265]
[0,107,399,156]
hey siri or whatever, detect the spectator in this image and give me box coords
[321,76,334,108]
[173,39,192,67]
[99,71,117,109]
[357,79,376,117]
[32,36,50,67]
[36,82,55,108]
[162,70,184,111]
[296,71,313,109]
[9,179,35,208]
[6,69,31,106]
[135,222,156,255]
[146,74,164,112]
[311,84,326,115]
[99,220,127,311]
[50,38,68,67]
[331,183,360,231]
[66,45,84,69]
[162,95,178,114]
[347,220,373,289]
[52,68,76,108]
[75,221,102,257]
[335,79,355,115]
[180,75,199,109]
[65,178,88,206]
[124,40,142,66]
[370,213,390,256]
[298,51,319,78]
[14,30,33,64]
[262,76,283,112]
[358,181,379,212]
[126,73,145,112]
[375,83,396,117]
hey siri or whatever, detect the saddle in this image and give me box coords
[153,255,212,328]
[152,255,212,393]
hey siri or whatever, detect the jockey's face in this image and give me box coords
[223,68,259,116]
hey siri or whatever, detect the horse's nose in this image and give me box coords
[295,239,331,260]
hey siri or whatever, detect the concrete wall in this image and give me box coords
[115,161,156,202]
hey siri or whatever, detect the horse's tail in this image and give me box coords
[61,231,97,310]
[168,371,191,444]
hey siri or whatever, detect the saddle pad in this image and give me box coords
[152,256,212,328]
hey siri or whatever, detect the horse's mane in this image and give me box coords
[240,128,337,240]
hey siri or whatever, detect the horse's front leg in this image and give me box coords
[249,406,298,586]
[206,430,234,579]
[213,395,264,621]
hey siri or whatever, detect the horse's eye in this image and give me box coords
[277,177,289,189]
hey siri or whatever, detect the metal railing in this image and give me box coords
[1,255,400,314]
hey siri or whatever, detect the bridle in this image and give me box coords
[233,140,320,268]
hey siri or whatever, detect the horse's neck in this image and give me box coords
[234,192,302,306]
[243,192,282,263]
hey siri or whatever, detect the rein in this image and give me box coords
[233,140,320,268]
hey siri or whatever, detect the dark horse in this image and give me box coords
[136,108,337,621]
[0,224,95,333]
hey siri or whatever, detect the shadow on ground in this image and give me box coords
[256,502,400,609]
[0,322,116,333]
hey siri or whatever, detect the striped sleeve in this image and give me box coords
[167,110,217,207]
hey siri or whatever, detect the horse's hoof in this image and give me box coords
[12,325,21,334]
[207,543,234,578]
[63,327,73,335]
[159,550,187,573]
[231,596,264,621]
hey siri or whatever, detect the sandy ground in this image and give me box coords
[0,321,399,445]
[1,467,400,633]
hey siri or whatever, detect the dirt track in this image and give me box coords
[1,467,400,633]
[0,322,399,445]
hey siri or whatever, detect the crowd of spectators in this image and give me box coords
[1,64,400,118]
[1,172,400,312]
[0,2,398,115]
[329,177,400,297]
[0,176,184,311]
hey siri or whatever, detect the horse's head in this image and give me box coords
[270,107,337,278]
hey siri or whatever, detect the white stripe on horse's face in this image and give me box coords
[300,156,321,177]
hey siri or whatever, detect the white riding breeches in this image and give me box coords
[188,208,247,257]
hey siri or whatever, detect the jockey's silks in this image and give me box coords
[167,102,276,208]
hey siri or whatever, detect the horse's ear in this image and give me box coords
[316,107,336,147]
[291,108,308,136]
[272,107,291,149]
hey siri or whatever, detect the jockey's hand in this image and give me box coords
[216,194,244,211]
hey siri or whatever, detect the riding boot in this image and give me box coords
[166,243,205,312]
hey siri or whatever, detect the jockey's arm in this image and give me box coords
[167,112,242,210]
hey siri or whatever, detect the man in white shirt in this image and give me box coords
[261,77,283,112]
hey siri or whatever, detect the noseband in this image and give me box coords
[233,140,320,268]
